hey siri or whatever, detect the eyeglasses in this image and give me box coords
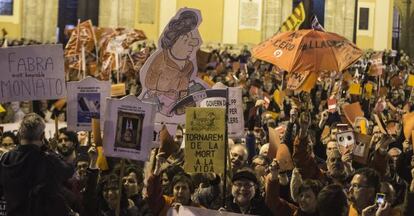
[233,182,255,189]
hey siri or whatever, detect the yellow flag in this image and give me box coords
[96,146,109,171]
[279,2,306,32]
[0,105,5,113]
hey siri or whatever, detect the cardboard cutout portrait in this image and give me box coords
[139,8,207,118]
[139,8,208,143]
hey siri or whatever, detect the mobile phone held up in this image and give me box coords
[375,193,386,205]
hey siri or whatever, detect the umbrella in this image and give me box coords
[252,29,363,73]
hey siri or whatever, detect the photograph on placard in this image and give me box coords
[0,0,13,16]
[77,93,100,124]
[115,111,144,151]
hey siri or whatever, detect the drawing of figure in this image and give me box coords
[140,9,203,116]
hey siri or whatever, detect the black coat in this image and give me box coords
[0,144,74,216]
[225,196,273,216]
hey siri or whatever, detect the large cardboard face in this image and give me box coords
[138,8,208,142]
[336,130,355,155]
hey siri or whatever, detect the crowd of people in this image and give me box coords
[1,37,414,216]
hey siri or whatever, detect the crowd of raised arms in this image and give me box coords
[1,37,414,216]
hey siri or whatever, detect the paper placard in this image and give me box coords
[184,107,225,173]
[364,83,373,97]
[349,83,362,95]
[102,95,155,161]
[0,44,67,102]
[200,87,244,138]
[111,83,126,97]
[328,98,337,112]
[67,77,111,131]
[408,75,414,87]
[172,206,252,216]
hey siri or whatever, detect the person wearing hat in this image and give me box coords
[147,152,202,215]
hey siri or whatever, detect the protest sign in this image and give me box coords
[200,87,244,138]
[349,83,362,95]
[342,102,364,125]
[138,8,209,143]
[103,95,155,161]
[67,77,110,131]
[268,126,293,171]
[0,45,66,102]
[408,75,414,87]
[353,133,372,165]
[184,107,225,173]
[169,205,253,216]
[369,52,384,76]
[403,112,414,139]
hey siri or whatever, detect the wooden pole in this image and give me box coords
[222,88,229,208]
[115,159,125,216]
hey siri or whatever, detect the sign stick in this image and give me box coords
[222,88,229,208]
[115,159,125,216]
[81,45,86,79]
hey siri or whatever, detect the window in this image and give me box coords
[359,8,369,30]
[0,0,13,16]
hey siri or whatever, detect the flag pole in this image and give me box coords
[222,88,229,208]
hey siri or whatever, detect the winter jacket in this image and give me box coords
[0,144,74,216]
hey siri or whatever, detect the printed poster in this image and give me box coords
[184,107,225,174]
[0,44,67,102]
[239,0,262,30]
[103,95,155,161]
[200,87,244,138]
[67,77,110,131]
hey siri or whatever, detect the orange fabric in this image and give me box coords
[348,204,359,216]
[252,30,363,73]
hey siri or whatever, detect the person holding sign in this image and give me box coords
[147,152,203,215]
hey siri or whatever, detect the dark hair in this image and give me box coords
[163,164,185,182]
[170,172,194,194]
[58,127,79,149]
[98,174,129,211]
[298,179,323,197]
[161,10,198,49]
[125,164,144,183]
[353,168,380,192]
[317,184,348,216]
[1,131,18,145]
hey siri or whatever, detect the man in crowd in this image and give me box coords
[0,113,74,216]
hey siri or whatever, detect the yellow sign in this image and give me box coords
[408,75,414,87]
[279,2,306,32]
[0,105,5,113]
[349,83,362,95]
[111,83,126,97]
[364,83,373,97]
[184,107,226,173]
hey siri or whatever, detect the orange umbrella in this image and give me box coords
[252,29,363,73]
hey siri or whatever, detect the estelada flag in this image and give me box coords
[279,1,306,32]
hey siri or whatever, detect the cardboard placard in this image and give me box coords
[0,44,67,102]
[353,133,372,165]
[403,112,414,139]
[268,126,293,171]
[364,83,373,97]
[408,75,414,87]
[328,98,337,113]
[111,83,126,97]
[172,205,252,216]
[102,95,156,161]
[268,127,281,159]
[336,130,355,156]
[287,71,310,90]
[342,102,364,125]
[349,83,362,95]
[184,107,225,173]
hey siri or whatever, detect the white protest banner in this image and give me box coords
[200,87,244,138]
[66,77,110,131]
[184,107,225,174]
[0,44,66,102]
[0,122,67,140]
[170,206,254,216]
[103,95,155,161]
[138,8,209,142]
